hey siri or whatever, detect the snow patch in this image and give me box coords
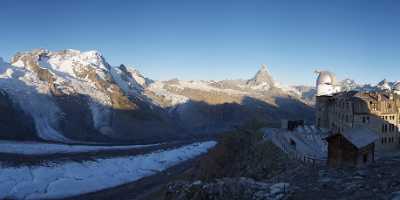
[148,81,190,106]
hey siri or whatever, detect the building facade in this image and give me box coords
[315,71,400,151]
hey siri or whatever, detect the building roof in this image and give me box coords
[341,127,379,149]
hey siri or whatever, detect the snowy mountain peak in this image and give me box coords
[338,78,359,91]
[246,64,275,90]
[118,64,150,87]
[0,49,159,142]
[377,79,392,91]
[378,79,388,85]
[260,64,267,71]
[10,49,112,83]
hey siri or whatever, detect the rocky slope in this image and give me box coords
[0,49,315,143]
[161,127,296,200]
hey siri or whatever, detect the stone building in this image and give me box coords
[315,71,400,151]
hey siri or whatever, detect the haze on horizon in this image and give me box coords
[1,0,399,86]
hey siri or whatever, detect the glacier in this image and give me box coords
[0,141,216,199]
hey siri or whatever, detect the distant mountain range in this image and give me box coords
[3,49,392,144]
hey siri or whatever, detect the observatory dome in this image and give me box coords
[316,71,336,86]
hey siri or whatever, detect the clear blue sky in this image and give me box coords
[1,0,399,86]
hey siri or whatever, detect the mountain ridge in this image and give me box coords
[0,49,316,143]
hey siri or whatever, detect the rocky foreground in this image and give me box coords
[165,178,289,200]
[159,128,400,200]
[164,155,400,200]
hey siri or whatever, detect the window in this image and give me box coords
[385,124,388,133]
[382,124,390,133]
[363,154,368,163]
[371,103,377,111]
[362,116,370,123]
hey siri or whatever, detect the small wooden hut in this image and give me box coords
[326,127,378,167]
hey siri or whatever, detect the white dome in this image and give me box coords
[315,70,340,96]
[393,82,400,91]
[316,71,336,85]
